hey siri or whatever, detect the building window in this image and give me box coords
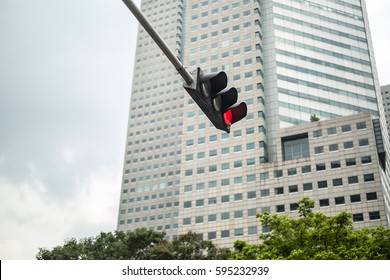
[319,199,330,207]
[303,182,313,191]
[302,165,311,173]
[314,146,324,154]
[234,176,243,185]
[221,179,230,186]
[247,174,256,182]
[316,163,326,171]
[344,141,354,149]
[327,127,337,135]
[333,178,343,187]
[348,176,359,185]
[221,230,230,238]
[248,208,257,217]
[248,226,258,235]
[183,201,192,208]
[209,181,217,189]
[290,203,299,211]
[346,158,356,166]
[276,205,285,213]
[359,138,369,147]
[289,185,298,193]
[350,194,361,203]
[260,172,269,180]
[248,191,257,199]
[342,124,352,133]
[356,121,366,130]
[234,193,243,201]
[364,173,375,182]
[353,213,364,222]
[234,228,244,236]
[366,192,377,201]
[288,168,297,176]
[209,165,217,172]
[208,214,217,222]
[275,187,284,195]
[195,216,204,224]
[282,133,310,161]
[261,189,270,197]
[183,218,191,225]
[208,232,216,240]
[313,129,322,138]
[274,169,283,178]
[234,210,243,219]
[331,161,341,169]
[221,212,230,220]
[221,195,230,203]
[369,211,380,220]
[329,144,339,152]
[318,180,328,189]
[335,196,345,205]
[196,199,204,207]
[361,155,372,164]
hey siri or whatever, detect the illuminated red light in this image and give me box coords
[223,110,233,125]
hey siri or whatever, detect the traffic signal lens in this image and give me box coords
[223,110,233,125]
[212,95,222,112]
[200,80,211,98]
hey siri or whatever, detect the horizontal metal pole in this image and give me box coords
[122,0,194,85]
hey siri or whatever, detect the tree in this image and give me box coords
[310,114,320,122]
[37,229,230,260]
[37,228,166,260]
[141,231,230,260]
[231,197,390,260]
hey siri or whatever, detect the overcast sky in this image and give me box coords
[0,0,389,259]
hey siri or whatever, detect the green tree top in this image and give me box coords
[310,114,320,122]
[37,229,229,260]
[231,197,390,260]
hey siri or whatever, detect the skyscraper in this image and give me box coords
[118,0,390,248]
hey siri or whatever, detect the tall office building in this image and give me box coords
[118,0,390,248]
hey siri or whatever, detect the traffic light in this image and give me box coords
[183,67,247,133]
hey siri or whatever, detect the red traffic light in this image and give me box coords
[223,102,247,126]
[223,110,233,125]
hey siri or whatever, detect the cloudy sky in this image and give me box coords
[0,0,389,259]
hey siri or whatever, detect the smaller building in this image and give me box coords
[176,113,390,249]
[266,113,389,230]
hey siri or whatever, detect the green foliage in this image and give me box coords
[37,228,166,260]
[310,114,320,122]
[231,197,390,260]
[37,229,229,260]
[142,231,229,260]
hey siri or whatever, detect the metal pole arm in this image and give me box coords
[122,0,194,85]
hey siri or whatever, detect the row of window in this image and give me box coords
[124,153,373,186]
[182,198,380,226]
[261,155,372,180]
[278,87,378,117]
[191,0,251,11]
[191,210,381,240]
[120,207,380,239]
[120,202,381,229]
[313,121,367,138]
[314,138,370,154]
[182,188,378,210]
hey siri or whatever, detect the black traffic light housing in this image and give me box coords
[183,67,247,133]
